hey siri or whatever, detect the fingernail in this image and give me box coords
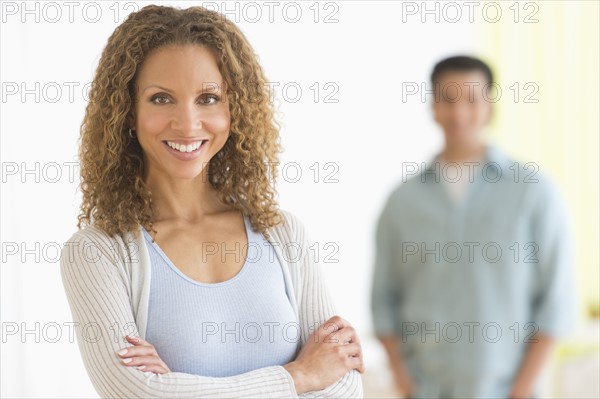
[117,349,128,356]
[137,365,146,370]
[122,358,132,363]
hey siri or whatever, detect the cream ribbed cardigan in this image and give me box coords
[60,209,363,398]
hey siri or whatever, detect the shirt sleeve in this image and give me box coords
[280,210,364,398]
[60,230,299,399]
[370,197,401,337]
[529,178,578,338]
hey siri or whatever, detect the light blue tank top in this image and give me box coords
[143,215,299,377]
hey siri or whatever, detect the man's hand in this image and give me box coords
[508,333,555,399]
[391,365,415,398]
[377,334,414,398]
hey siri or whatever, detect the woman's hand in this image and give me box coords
[116,335,171,374]
[284,315,365,394]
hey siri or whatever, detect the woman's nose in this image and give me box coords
[172,102,203,133]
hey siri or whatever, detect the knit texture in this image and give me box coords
[60,209,363,398]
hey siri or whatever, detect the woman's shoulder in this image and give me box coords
[270,208,311,245]
[276,208,305,230]
[60,224,138,269]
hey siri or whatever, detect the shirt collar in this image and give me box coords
[421,142,512,181]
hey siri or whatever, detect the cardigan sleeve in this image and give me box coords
[279,210,364,398]
[60,229,299,399]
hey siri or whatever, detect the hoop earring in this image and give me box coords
[128,128,136,139]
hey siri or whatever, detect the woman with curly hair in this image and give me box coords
[59,4,364,398]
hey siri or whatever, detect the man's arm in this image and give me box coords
[370,197,401,337]
[370,197,414,397]
[508,333,555,399]
[511,178,578,398]
[377,335,414,398]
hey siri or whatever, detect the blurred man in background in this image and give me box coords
[371,55,577,399]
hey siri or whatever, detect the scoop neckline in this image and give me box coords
[141,214,252,287]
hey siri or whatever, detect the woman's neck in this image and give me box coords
[144,169,229,224]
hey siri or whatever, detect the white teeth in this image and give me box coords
[166,140,203,153]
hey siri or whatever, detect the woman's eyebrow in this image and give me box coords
[142,84,222,94]
[142,84,172,93]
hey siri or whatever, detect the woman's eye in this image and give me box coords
[149,93,220,105]
[150,94,170,105]
[200,94,219,104]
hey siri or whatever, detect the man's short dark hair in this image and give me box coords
[430,55,494,88]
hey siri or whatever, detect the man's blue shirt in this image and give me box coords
[371,143,577,398]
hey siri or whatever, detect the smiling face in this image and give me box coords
[432,70,492,148]
[133,44,231,181]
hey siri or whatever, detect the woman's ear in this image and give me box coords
[126,111,136,131]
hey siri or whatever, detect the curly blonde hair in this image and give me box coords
[76,4,284,240]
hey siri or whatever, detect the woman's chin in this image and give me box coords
[166,166,209,181]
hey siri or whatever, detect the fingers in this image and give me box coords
[316,315,349,341]
[129,360,170,374]
[324,315,349,331]
[118,335,171,374]
[141,364,171,374]
[312,315,364,376]
[338,341,365,373]
[117,349,171,374]
[350,356,366,373]
[119,354,166,368]
[122,335,158,354]
[344,347,365,374]
[339,342,362,358]
[321,320,360,346]
[346,326,360,344]
[117,344,157,359]
[126,335,144,345]
[119,355,155,366]
[335,343,365,374]
[325,325,359,345]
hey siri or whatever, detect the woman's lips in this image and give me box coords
[162,140,207,161]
